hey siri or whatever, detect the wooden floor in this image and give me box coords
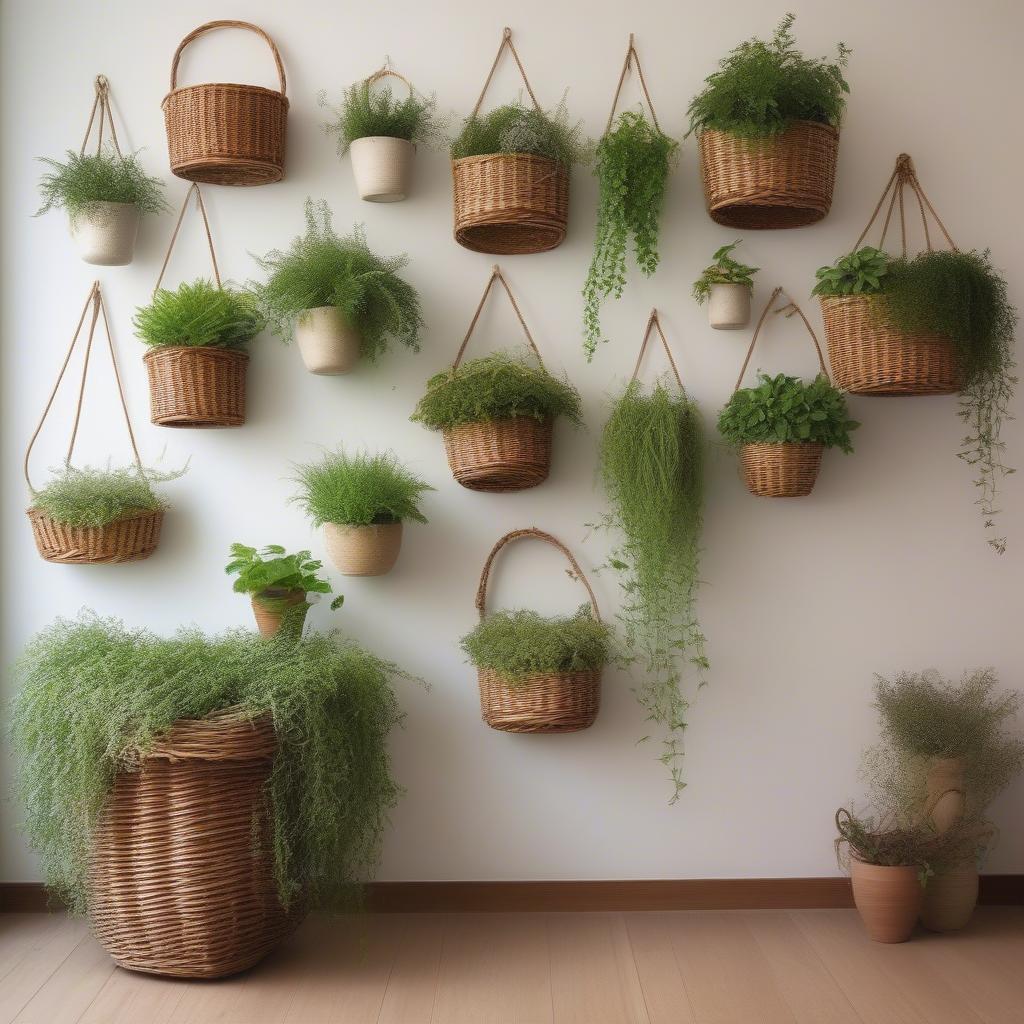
[1,909,1022,1023]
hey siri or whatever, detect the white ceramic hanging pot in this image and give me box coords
[708,283,752,330]
[294,306,361,375]
[69,201,140,266]
[349,136,415,202]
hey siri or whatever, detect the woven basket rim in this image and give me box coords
[162,83,290,107]
[143,345,251,363]
[699,119,840,141]
[452,152,566,169]
[479,667,603,686]
[444,413,554,430]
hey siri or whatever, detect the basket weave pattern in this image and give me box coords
[698,121,839,229]
[478,668,601,734]
[444,416,553,492]
[740,442,824,497]
[820,294,961,395]
[89,711,294,978]
[27,508,163,564]
[144,346,248,427]
[323,522,403,577]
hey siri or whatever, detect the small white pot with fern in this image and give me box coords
[350,137,415,203]
[708,283,751,330]
[70,201,140,266]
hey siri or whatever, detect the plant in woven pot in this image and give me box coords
[292,449,433,577]
[11,613,413,978]
[687,14,849,229]
[322,66,445,202]
[411,265,581,491]
[599,311,708,799]
[461,528,611,734]
[692,240,759,329]
[251,199,423,375]
[718,289,858,497]
[226,543,345,638]
[450,27,589,254]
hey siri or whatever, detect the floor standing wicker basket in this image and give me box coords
[89,710,294,979]
[163,20,288,185]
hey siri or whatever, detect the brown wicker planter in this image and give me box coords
[89,710,295,978]
[478,668,600,734]
[251,589,308,637]
[444,416,553,492]
[698,121,839,229]
[323,522,403,577]
[820,293,961,395]
[740,442,824,497]
[144,346,248,427]
[163,21,288,186]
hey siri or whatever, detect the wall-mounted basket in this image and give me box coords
[163,20,288,186]
[349,67,418,202]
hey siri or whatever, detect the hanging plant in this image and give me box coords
[692,240,759,329]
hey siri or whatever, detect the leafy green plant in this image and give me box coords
[687,14,850,139]
[461,608,610,683]
[251,200,423,360]
[812,246,890,297]
[133,280,264,349]
[582,112,677,359]
[411,351,582,431]
[292,449,432,528]
[718,372,858,450]
[10,613,413,914]
[600,380,707,800]
[36,149,168,224]
[225,543,345,612]
[692,241,759,303]
[29,465,184,527]
[321,79,445,154]
[450,99,590,165]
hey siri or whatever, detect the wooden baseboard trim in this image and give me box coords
[4,876,1022,914]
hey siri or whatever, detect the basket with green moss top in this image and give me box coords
[462,528,610,733]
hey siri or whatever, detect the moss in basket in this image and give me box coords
[717,372,858,451]
[250,199,424,357]
[10,612,415,913]
[133,280,264,349]
[450,98,590,165]
[30,465,184,527]
[36,148,168,225]
[686,14,850,139]
[411,351,582,431]
[461,608,610,684]
[292,449,433,528]
[321,79,446,154]
[692,241,759,303]
[226,543,345,612]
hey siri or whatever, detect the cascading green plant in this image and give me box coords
[692,241,759,303]
[321,77,446,154]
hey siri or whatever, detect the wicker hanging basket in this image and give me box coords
[89,709,294,978]
[163,20,288,186]
[821,154,961,395]
[452,28,569,254]
[474,528,602,734]
[698,120,839,229]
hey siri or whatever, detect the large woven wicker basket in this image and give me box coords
[740,442,824,498]
[27,508,163,564]
[698,121,839,229]
[144,346,249,427]
[89,709,294,979]
[444,416,553,492]
[163,21,288,185]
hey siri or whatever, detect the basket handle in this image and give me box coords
[169,19,287,97]
[153,183,222,295]
[79,75,122,158]
[604,34,662,135]
[452,265,544,369]
[24,282,143,494]
[365,65,414,96]
[734,287,828,392]
[475,527,601,622]
[471,27,541,117]
[630,309,683,388]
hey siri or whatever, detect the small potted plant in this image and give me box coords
[692,241,759,329]
[321,67,444,202]
[36,148,167,265]
[251,200,424,375]
[292,449,433,577]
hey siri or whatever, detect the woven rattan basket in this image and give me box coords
[89,709,294,978]
[28,507,163,564]
[145,346,249,427]
[163,20,288,185]
[698,121,839,229]
[474,528,603,734]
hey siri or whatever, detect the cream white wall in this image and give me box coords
[2,0,1022,883]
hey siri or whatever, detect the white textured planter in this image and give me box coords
[294,306,361,375]
[323,522,403,576]
[350,136,415,202]
[708,283,752,330]
[69,201,140,266]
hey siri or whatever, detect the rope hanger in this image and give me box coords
[629,309,683,389]
[604,33,663,135]
[80,75,122,158]
[154,183,222,295]
[453,265,544,369]
[471,27,542,117]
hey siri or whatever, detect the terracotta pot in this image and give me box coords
[926,757,966,833]
[708,283,751,330]
[850,859,923,943]
[921,862,978,932]
[251,589,308,637]
[350,136,415,202]
[69,201,140,266]
[323,521,402,576]
[294,307,361,375]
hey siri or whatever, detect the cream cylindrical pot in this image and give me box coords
[69,201,140,266]
[350,137,415,202]
[708,282,751,330]
[294,306,361,375]
[324,522,403,577]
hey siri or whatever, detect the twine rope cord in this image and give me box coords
[169,19,287,96]
[604,34,662,135]
[80,75,122,158]
[471,27,541,117]
[365,66,415,96]
[453,265,543,368]
[629,309,683,388]
[154,183,222,295]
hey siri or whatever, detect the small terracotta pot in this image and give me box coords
[323,521,402,576]
[350,136,415,202]
[850,859,923,943]
[921,862,978,932]
[251,589,308,637]
[708,283,751,330]
[70,201,140,266]
[294,307,361,375]
[926,757,966,833]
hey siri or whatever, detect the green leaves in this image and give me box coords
[225,544,339,602]
[451,99,590,166]
[812,246,890,296]
[718,372,859,452]
[30,464,183,527]
[321,80,445,154]
[133,280,265,350]
[692,240,759,303]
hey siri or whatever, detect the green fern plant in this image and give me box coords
[29,465,183,527]
[321,78,445,154]
[451,99,590,165]
[133,280,264,349]
[692,241,759,303]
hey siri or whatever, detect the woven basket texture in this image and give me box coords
[323,522,403,577]
[27,508,163,564]
[740,442,824,497]
[444,416,553,492]
[478,667,601,734]
[144,346,248,427]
